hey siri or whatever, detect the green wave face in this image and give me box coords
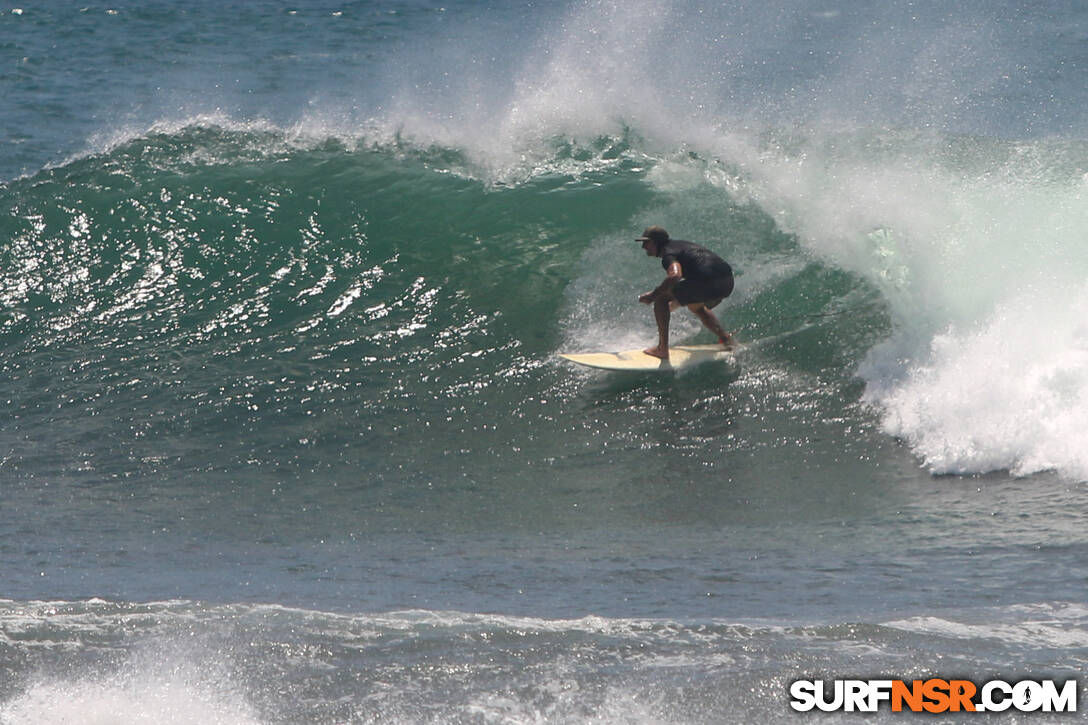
[0,123,888,513]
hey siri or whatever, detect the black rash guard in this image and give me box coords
[659,239,732,280]
[658,239,734,307]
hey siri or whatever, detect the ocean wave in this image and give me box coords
[5,109,1088,482]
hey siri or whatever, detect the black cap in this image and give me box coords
[635,225,669,243]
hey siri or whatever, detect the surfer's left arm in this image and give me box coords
[639,261,683,304]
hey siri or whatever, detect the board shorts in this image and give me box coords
[673,273,734,309]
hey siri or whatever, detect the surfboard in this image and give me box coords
[558,344,736,372]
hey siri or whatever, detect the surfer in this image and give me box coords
[637,226,734,360]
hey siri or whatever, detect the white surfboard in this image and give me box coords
[558,344,736,372]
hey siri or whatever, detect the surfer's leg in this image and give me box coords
[689,303,733,348]
[644,297,672,360]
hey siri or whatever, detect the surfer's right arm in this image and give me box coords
[639,261,683,304]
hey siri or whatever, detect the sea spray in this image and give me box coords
[727,129,1088,478]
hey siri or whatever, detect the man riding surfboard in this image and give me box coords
[637,226,735,361]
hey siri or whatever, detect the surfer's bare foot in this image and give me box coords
[644,346,669,360]
[719,334,735,350]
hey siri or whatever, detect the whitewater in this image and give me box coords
[1,1,1087,723]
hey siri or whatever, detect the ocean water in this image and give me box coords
[2,1,1087,722]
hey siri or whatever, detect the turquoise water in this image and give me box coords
[1,1,1087,722]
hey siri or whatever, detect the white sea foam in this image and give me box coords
[886,602,1088,649]
[737,131,1088,479]
[0,601,260,725]
[868,285,1088,477]
[0,654,261,725]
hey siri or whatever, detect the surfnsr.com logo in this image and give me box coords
[789,679,1078,714]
